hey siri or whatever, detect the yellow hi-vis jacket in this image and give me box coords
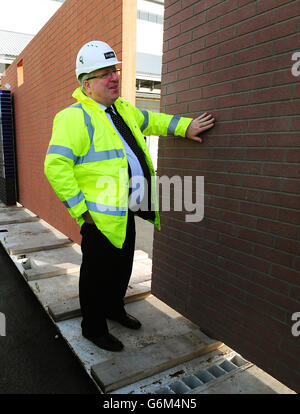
[44,87,193,248]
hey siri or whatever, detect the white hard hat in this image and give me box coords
[75,40,121,81]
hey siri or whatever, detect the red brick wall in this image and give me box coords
[152,0,300,392]
[2,0,122,244]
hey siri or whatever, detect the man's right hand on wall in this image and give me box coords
[185,112,215,144]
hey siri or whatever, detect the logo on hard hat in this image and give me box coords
[79,56,84,64]
[104,51,115,60]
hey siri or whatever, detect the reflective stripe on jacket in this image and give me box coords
[44,87,193,248]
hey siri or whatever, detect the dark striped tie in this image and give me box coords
[105,106,154,218]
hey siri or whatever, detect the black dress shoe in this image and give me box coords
[111,313,142,330]
[82,333,124,352]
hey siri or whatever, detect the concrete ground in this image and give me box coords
[0,204,297,396]
[0,242,99,394]
[133,216,297,395]
[192,363,297,394]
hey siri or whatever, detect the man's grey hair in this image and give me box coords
[79,73,90,84]
[79,72,95,92]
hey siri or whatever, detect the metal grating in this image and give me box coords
[154,355,248,394]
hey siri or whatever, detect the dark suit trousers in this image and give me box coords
[79,210,136,337]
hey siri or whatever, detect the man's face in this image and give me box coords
[83,65,120,106]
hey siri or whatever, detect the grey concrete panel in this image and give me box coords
[18,244,82,280]
[0,207,38,224]
[124,280,151,304]
[18,246,148,282]
[48,297,81,322]
[1,204,294,395]
[48,280,151,322]
[0,220,73,254]
[46,256,152,321]
[190,365,296,394]
[91,330,221,393]
[55,296,209,377]
[28,272,80,309]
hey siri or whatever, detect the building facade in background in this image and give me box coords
[136,0,164,170]
[0,0,163,168]
[0,0,163,241]
[1,0,125,245]
[152,0,300,393]
[0,31,34,78]
[1,0,299,393]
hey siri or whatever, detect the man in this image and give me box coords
[44,40,215,352]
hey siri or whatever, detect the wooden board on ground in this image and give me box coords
[48,296,81,322]
[48,280,151,322]
[0,207,39,225]
[0,220,73,255]
[19,244,82,281]
[91,330,222,393]
[28,272,80,309]
[124,281,151,304]
[20,247,149,282]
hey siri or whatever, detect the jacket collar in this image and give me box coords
[72,87,97,108]
[72,87,122,112]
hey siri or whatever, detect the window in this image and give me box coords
[136,79,161,91]
[137,10,163,24]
